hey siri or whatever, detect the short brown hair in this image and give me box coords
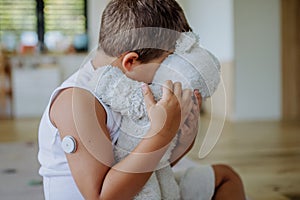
[99,0,192,63]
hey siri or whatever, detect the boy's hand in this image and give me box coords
[194,89,202,111]
[179,103,199,146]
[178,90,201,146]
[180,88,193,128]
[142,81,190,140]
[169,90,202,165]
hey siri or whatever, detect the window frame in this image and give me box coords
[37,0,88,52]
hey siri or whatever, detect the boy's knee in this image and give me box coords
[212,164,243,187]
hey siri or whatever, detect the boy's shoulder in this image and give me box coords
[50,87,108,132]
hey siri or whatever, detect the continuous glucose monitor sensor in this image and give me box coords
[62,136,77,154]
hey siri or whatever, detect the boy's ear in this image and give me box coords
[121,52,139,72]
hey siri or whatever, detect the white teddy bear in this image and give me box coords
[88,32,221,200]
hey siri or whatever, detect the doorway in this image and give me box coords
[281,0,300,120]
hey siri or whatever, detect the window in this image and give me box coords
[0,0,37,51]
[0,0,87,53]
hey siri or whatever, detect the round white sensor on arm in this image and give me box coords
[62,136,77,154]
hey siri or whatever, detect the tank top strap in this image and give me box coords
[45,61,121,144]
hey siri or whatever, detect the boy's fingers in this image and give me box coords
[181,124,190,135]
[188,99,194,113]
[173,82,182,100]
[188,110,195,121]
[142,84,156,111]
[192,104,199,117]
[162,80,173,100]
[182,89,193,107]
[194,90,202,110]
[181,89,193,117]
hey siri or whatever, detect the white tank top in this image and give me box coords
[38,61,121,199]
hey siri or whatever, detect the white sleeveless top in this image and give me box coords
[38,61,121,199]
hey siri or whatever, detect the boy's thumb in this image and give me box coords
[142,83,156,111]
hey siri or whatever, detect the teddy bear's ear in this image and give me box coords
[175,32,200,54]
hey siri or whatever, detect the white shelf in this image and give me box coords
[12,67,60,118]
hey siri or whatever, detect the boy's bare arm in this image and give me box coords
[51,88,112,200]
[51,82,183,200]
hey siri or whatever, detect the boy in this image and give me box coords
[38,0,245,199]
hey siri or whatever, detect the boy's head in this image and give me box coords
[99,0,191,64]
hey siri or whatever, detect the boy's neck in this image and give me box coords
[91,50,121,70]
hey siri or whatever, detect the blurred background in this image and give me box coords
[0,0,299,200]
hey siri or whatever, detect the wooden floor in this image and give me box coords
[0,119,40,143]
[190,118,300,200]
[0,118,299,200]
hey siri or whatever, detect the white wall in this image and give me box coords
[184,0,234,62]
[87,0,109,50]
[176,0,187,9]
[233,0,281,121]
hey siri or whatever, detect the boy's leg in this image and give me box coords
[212,164,246,200]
